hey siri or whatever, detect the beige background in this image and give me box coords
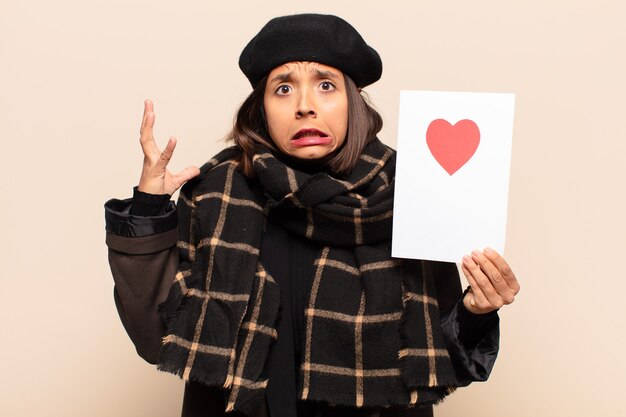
[1,0,625,416]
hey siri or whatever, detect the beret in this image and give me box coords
[239,13,382,88]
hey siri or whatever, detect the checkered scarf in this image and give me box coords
[157,139,459,415]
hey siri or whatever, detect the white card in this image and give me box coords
[392,90,515,262]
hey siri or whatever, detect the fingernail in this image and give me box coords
[471,250,482,258]
[484,247,493,255]
[462,255,473,266]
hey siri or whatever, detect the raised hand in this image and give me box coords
[461,248,520,315]
[137,99,200,195]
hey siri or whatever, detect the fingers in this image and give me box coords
[140,99,154,135]
[169,166,201,193]
[135,99,196,195]
[138,100,177,168]
[483,247,520,294]
[148,135,179,175]
[175,165,201,184]
[139,99,160,159]
[157,136,176,167]
[461,264,488,311]
[461,249,519,314]
[470,249,513,303]
[462,255,504,311]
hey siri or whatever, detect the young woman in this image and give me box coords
[105,13,519,417]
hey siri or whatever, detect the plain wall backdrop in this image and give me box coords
[1,0,625,416]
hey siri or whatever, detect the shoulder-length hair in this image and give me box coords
[226,73,383,177]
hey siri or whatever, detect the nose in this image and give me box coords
[295,90,316,118]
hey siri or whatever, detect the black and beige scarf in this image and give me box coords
[158,138,459,415]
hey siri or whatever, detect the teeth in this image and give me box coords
[295,131,323,139]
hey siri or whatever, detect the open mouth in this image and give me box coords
[292,128,329,140]
[290,129,333,147]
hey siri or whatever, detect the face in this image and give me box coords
[263,62,348,161]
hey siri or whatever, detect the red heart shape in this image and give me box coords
[426,119,480,175]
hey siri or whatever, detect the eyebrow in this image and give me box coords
[269,68,341,84]
[314,69,340,80]
[270,72,293,84]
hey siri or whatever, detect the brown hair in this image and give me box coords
[226,73,383,177]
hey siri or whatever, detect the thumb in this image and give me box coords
[462,290,477,312]
[175,165,201,185]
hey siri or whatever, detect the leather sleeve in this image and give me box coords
[105,197,178,364]
[439,298,499,386]
[432,261,500,386]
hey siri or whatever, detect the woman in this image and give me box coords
[105,13,519,417]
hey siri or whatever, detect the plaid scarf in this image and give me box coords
[158,139,459,415]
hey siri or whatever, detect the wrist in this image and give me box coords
[137,178,165,195]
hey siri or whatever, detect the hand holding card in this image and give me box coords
[461,247,520,314]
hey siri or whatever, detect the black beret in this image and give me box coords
[239,13,382,88]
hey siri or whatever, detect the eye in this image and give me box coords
[320,81,335,91]
[276,85,292,95]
